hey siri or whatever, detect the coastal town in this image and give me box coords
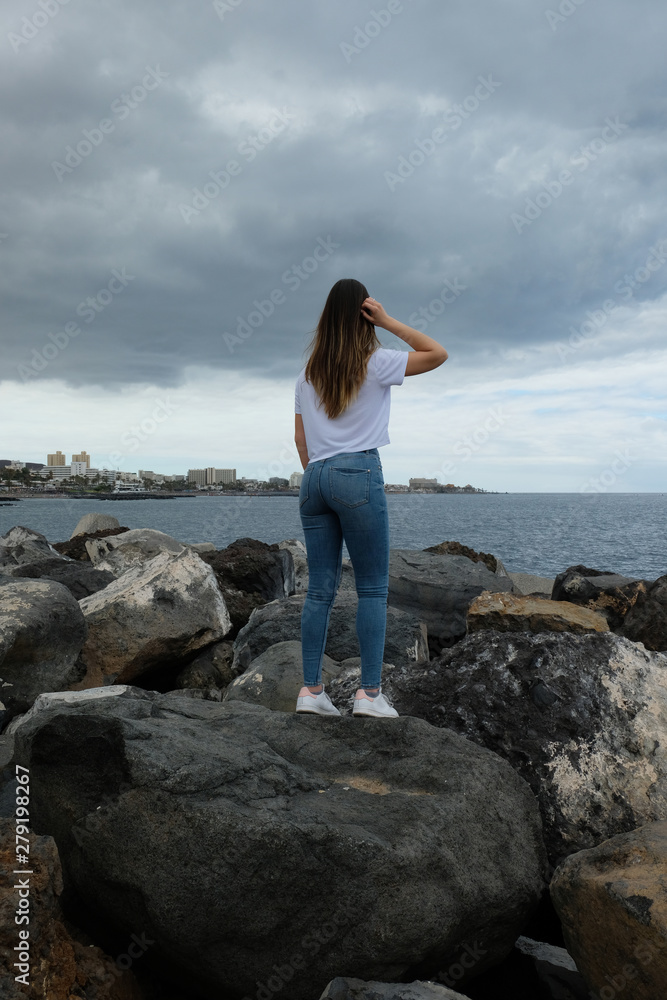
[0,451,489,497]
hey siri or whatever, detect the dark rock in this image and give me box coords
[200,535,295,595]
[618,574,667,651]
[13,689,547,1000]
[551,822,667,1000]
[387,550,516,654]
[232,593,429,676]
[0,580,87,725]
[52,525,130,562]
[9,557,114,599]
[375,630,667,865]
[175,639,236,690]
[551,564,647,629]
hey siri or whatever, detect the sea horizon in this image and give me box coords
[2,492,665,582]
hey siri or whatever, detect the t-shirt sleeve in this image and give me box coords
[294,377,301,414]
[373,348,409,387]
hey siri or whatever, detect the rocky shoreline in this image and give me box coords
[1,514,666,1000]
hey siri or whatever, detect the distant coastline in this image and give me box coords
[0,485,494,501]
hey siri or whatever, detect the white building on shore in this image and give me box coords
[39,464,115,483]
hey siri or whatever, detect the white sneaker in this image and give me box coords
[296,686,341,716]
[353,689,399,718]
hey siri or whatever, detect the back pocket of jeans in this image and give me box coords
[329,467,370,508]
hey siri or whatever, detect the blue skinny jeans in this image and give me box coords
[298,448,389,689]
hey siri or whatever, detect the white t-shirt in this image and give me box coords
[294,348,408,463]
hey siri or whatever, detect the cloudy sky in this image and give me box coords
[1,0,666,491]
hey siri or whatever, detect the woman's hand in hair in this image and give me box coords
[361,296,390,328]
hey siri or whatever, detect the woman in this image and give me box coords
[294,278,448,718]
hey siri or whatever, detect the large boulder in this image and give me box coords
[223,639,345,711]
[376,630,667,865]
[232,593,429,676]
[551,822,667,1000]
[70,512,121,538]
[387,550,516,654]
[13,689,548,1000]
[9,557,114,599]
[551,564,647,629]
[0,525,64,572]
[467,591,609,636]
[0,580,87,724]
[618,574,667,651]
[0,816,143,1000]
[75,548,231,688]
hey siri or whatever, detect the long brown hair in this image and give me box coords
[303,278,382,419]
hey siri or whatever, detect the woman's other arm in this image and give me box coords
[361,297,448,375]
[295,414,309,469]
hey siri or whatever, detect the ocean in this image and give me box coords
[1,493,665,580]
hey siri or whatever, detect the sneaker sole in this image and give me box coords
[296,708,340,716]
[352,708,398,718]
